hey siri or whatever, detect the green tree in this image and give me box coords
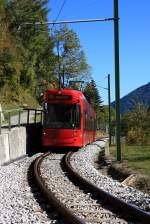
[84,80,104,130]
[1,1,92,105]
[84,80,103,111]
[7,0,56,95]
[121,102,150,144]
[53,25,91,86]
[0,0,22,99]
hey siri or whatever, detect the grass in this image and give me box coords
[110,145,150,176]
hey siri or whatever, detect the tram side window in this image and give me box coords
[93,118,96,131]
[89,117,91,131]
[84,112,93,130]
[91,117,93,131]
[94,118,96,131]
[93,119,95,131]
[87,113,89,130]
[87,114,90,131]
[74,104,81,129]
[88,114,91,131]
[84,112,96,131]
[84,112,87,130]
[86,113,90,131]
[90,117,92,131]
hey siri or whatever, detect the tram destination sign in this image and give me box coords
[48,94,72,100]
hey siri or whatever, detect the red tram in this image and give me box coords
[42,89,96,148]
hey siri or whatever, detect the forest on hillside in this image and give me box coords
[0,1,88,99]
[111,82,150,114]
[0,0,105,124]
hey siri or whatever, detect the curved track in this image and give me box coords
[34,152,84,224]
[65,152,150,224]
[33,151,150,224]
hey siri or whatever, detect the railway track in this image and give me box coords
[28,153,64,223]
[32,146,150,224]
[66,152,150,224]
[34,152,128,223]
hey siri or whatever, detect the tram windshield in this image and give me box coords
[44,103,81,129]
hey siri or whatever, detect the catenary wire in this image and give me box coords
[50,0,68,31]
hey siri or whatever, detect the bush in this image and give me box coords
[127,128,149,145]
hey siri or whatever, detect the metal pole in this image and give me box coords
[27,109,30,124]
[114,0,121,161]
[57,40,61,89]
[8,112,11,131]
[34,110,37,123]
[41,111,43,123]
[18,110,21,127]
[108,74,111,146]
[62,65,65,88]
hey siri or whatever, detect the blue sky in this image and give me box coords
[48,0,150,104]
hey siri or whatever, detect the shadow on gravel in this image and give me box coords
[42,146,79,154]
[27,160,64,224]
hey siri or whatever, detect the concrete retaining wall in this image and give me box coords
[0,123,42,165]
[0,127,26,165]
[9,127,26,160]
[0,134,9,164]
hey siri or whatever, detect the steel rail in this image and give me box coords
[33,153,85,224]
[65,152,150,224]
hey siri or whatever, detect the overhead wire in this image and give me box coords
[49,0,104,88]
[49,0,69,82]
[50,0,68,32]
[54,0,68,24]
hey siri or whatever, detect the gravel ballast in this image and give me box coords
[40,153,128,223]
[0,154,61,224]
[70,140,150,213]
[1,140,149,224]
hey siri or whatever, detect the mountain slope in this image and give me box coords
[111,82,150,114]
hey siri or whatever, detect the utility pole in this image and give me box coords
[114,0,121,161]
[62,65,65,88]
[108,74,111,146]
[57,40,61,89]
[97,79,111,142]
